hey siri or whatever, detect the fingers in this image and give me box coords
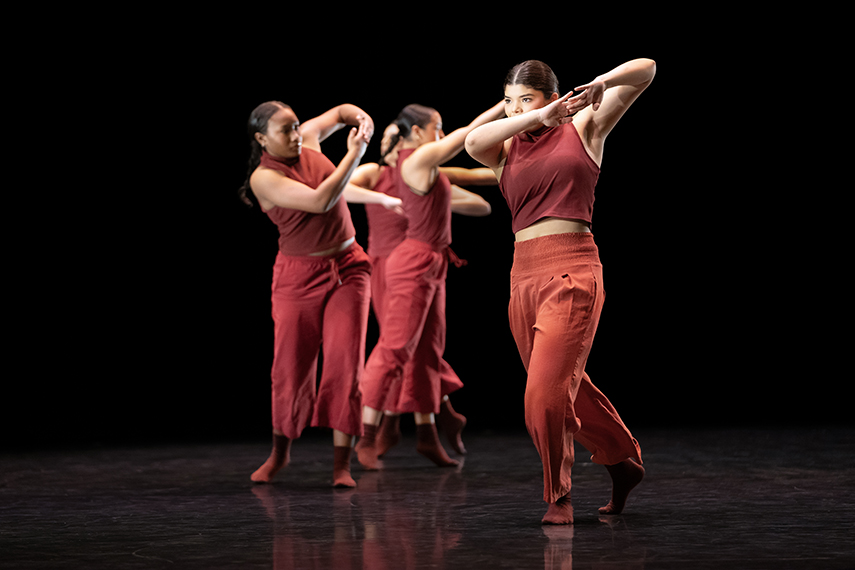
[567,80,604,113]
[352,122,373,144]
[355,114,375,140]
[563,91,597,115]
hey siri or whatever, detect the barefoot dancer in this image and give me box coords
[357,101,505,469]
[239,101,397,488]
[348,123,494,458]
[465,59,655,523]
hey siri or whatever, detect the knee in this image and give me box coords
[524,378,576,426]
[524,381,555,420]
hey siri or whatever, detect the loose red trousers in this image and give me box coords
[362,239,449,414]
[269,242,371,439]
[508,233,642,503]
[370,255,463,413]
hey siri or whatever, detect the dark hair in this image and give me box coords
[504,60,559,98]
[237,101,291,207]
[380,104,436,165]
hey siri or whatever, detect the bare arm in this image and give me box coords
[301,104,375,151]
[251,123,371,213]
[440,166,498,186]
[402,101,506,194]
[343,184,403,214]
[450,185,491,217]
[349,162,383,190]
[465,58,655,171]
[464,95,573,170]
[568,58,656,162]
[345,162,404,214]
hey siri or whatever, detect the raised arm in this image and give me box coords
[464,94,573,170]
[251,123,371,213]
[301,104,375,151]
[567,58,656,162]
[402,101,505,194]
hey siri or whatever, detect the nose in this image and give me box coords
[507,100,522,116]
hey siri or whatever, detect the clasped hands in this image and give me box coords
[538,80,606,127]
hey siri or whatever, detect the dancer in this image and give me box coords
[356,101,505,470]
[238,101,395,488]
[465,58,655,523]
[348,122,495,458]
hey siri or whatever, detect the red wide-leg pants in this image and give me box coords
[508,233,642,503]
[362,239,448,414]
[370,255,463,413]
[269,242,371,439]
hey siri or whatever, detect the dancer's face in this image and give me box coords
[414,112,444,145]
[257,107,302,159]
[504,84,558,119]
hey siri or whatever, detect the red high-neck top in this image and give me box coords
[398,148,452,248]
[498,123,600,234]
[258,149,356,256]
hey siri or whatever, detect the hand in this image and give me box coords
[355,113,374,143]
[537,91,577,127]
[565,79,606,114]
[347,122,371,157]
[383,195,404,216]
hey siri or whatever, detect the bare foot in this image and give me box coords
[542,494,574,525]
[332,446,357,488]
[251,435,291,484]
[598,459,644,515]
[355,424,382,471]
[416,423,459,467]
[375,415,401,458]
[436,399,467,455]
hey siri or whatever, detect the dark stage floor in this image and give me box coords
[2,426,853,569]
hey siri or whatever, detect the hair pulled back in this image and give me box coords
[504,60,559,98]
[238,101,291,207]
[379,103,437,166]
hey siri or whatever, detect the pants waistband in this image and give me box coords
[511,232,600,274]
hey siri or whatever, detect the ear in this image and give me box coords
[549,92,560,103]
[254,131,267,148]
[409,124,423,142]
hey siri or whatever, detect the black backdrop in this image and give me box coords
[5,19,845,451]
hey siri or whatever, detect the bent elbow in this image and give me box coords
[319,194,346,214]
[464,132,488,164]
[641,58,656,81]
[464,131,479,153]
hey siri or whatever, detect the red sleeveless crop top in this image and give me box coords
[258,149,356,256]
[498,123,600,234]
[397,148,452,248]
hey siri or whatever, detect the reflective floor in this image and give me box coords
[2,426,854,569]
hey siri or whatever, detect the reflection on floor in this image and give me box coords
[2,427,854,569]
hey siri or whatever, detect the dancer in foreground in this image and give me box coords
[238,101,398,488]
[465,58,655,523]
[348,122,494,458]
[357,101,505,469]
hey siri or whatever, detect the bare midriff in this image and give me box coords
[514,217,591,242]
